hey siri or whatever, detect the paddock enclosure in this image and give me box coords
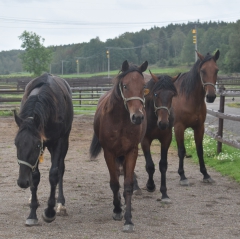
[1,115,240,238]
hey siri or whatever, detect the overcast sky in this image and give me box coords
[0,0,239,52]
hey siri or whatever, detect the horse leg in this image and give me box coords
[122,150,138,233]
[56,134,70,216]
[133,172,142,195]
[141,138,155,192]
[105,152,123,221]
[174,126,189,186]
[159,134,171,203]
[42,140,63,223]
[25,169,40,226]
[194,126,214,183]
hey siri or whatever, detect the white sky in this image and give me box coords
[0,0,239,52]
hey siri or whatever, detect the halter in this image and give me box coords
[119,83,145,111]
[154,101,170,116]
[200,72,216,91]
[17,117,44,172]
[17,140,43,172]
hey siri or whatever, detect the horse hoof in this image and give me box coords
[122,224,134,233]
[180,179,189,186]
[146,184,156,192]
[161,198,172,204]
[25,218,38,226]
[42,211,56,223]
[203,177,215,183]
[112,212,123,221]
[133,188,142,195]
[56,203,68,216]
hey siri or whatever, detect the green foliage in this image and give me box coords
[171,128,240,182]
[18,31,52,76]
[2,21,240,75]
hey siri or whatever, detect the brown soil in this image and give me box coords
[0,115,240,239]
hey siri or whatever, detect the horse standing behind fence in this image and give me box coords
[172,50,220,186]
[135,71,179,202]
[14,73,73,226]
[89,60,148,232]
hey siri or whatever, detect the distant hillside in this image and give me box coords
[1,20,240,75]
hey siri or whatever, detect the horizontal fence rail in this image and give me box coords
[1,75,240,151]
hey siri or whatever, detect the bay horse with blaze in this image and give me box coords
[172,50,220,186]
[14,73,73,226]
[90,60,148,232]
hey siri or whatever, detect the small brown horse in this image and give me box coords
[89,60,148,232]
[139,71,179,202]
[172,50,220,186]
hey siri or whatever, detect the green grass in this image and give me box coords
[226,102,240,108]
[0,65,190,79]
[171,128,240,182]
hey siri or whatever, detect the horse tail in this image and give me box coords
[89,133,102,159]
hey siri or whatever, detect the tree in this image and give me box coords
[18,31,52,76]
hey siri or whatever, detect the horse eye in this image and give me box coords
[123,85,127,89]
[154,93,158,97]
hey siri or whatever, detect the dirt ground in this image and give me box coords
[1,115,240,239]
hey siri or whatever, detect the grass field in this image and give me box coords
[0,65,190,79]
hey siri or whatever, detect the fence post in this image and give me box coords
[217,86,225,154]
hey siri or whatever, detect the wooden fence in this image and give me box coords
[1,76,240,152]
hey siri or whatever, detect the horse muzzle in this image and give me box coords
[17,167,32,189]
[158,121,169,130]
[206,94,216,103]
[130,112,144,125]
[17,178,30,188]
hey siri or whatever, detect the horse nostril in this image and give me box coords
[132,114,144,125]
[17,179,29,189]
[158,121,168,130]
[206,94,216,103]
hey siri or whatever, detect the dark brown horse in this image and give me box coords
[139,71,179,202]
[89,60,148,232]
[14,73,73,226]
[172,50,220,186]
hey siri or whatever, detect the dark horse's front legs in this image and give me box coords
[26,169,40,226]
[42,137,69,223]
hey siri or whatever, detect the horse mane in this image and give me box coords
[147,75,177,96]
[145,75,177,116]
[179,53,214,98]
[19,83,57,135]
[105,64,144,112]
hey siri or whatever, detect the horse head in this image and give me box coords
[148,71,179,130]
[197,50,220,103]
[14,111,44,189]
[119,60,148,125]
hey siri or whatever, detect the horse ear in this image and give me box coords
[139,61,148,73]
[196,51,204,61]
[14,110,23,127]
[171,73,181,83]
[149,70,159,83]
[214,50,220,61]
[121,60,129,72]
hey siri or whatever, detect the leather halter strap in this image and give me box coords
[17,140,43,172]
[200,73,216,90]
[119,83,145,111]
[154,101,170,116]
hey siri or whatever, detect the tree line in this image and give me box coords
[0,20,240,75]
